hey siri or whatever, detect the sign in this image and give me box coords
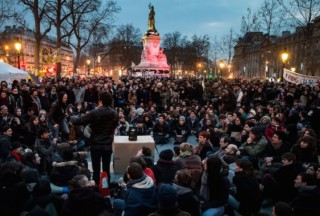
[283,69,319,86]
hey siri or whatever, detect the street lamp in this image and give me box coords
[218,61,225,78]
[197,63,202,78]
[15,42,22,69]
[86,59,91,76]
[281,49,288,82]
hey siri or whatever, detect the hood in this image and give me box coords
[172,183,192,196]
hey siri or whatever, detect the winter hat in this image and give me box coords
[179,116,186,121]
[136,107,144,116]
[250,126,262,136]
[261,115,271,124]
[249,109,256,116]
[157,184,177,209]
[159,149,174,161]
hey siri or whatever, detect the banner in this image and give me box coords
[283,69,320,86]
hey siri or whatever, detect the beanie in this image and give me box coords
[157,184,177,209]
[250,126,262,136]
[159,149,174,161]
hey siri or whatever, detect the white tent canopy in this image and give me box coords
[0,61,28,86]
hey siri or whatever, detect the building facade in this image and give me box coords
[0,25,73,76]
[233,17,320,80]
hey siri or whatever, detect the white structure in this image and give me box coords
[0,61,28,86]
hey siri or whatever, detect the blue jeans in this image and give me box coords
[228,195,240,212]
[202,206,224,216]
[49,118,70,138]
[113,199,125,216]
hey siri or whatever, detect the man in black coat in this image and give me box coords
[71,92,118,185]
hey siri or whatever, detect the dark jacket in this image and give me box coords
[173,183,200,216]
[48,101,67,125]
[263,141,291,162]
[124,175,157,216]
[50,161,81,186]
[291,186,320,216]
[0,134,12,164]
[291,144,319,165]
[71,106,119,149]
[61,187,107,216]
[233,173,261,215]
[272,164,299,202]
[152,159,178,185]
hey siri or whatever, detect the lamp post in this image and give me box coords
[86,59,91,77]
[219,61,225,78]
[197,63,202,78]
[15,42,21,69]
[281,49,288,82]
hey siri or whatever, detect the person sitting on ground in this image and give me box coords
[149,183,191,216]
[291,135,319,166]
[200,156,230,216]
[228,159,261,216]
[194,131,214,160]
[136,146,154,169]
[25,179,65,215]
[210,135,230,159]
[61,174,110,216]
[260,152,300,202]
[272,201,294,216]
[153,114,170,144]
[259,131,291,177]
[135,118,149,135]
[239,126,268,168]
[173,116,190,145]
[291,173,320,216]
[152,149,178,186]
[113,162,157,216]
[6,141,24,163]
[174,143,202,189]
[172,169,201,216]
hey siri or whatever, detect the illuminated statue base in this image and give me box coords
[132,32,170,77]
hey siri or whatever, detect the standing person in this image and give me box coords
[48,92,69,139]
[71,92,118,185]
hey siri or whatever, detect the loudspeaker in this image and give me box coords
[128,127,137,141]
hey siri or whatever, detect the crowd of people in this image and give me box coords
[0,76,320,216]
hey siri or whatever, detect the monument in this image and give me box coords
[132,4,170,77]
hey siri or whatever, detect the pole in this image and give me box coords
[17,53,20,69]
[281,62,284,82]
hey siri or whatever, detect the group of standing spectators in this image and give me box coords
[0,76,320,216]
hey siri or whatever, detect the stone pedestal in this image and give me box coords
[133,32,170,74]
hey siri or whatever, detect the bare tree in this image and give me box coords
[162,31,187,74]
[18,0,52,76]
[216,28,236,63]
[258,0,284,36]
[277,0,320,74]
[66,0,119,75]
[108,24,142,70]
[0,0,17,29]
[241,8,261,35]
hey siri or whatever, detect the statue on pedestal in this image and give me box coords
[148,4,157,33]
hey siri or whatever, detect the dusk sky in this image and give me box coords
[114,0,263,39]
